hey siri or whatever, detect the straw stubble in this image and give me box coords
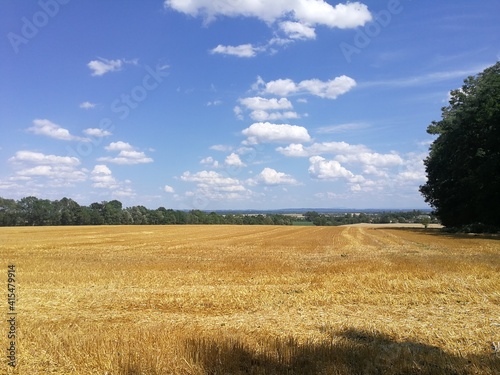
[1,225,499,374]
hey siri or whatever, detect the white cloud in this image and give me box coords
[98,151,153,165]
[91,164,134,197]
[0,180,22,191]
[165,0,372,29]
[200,156,220,168]
[105,141,134,151]
[279,21,316,40]
[180,170,250,201]
[239,97,293,111]
[9,151,80,166]
[257,77,298,96]
[200,156,214,164]
[164,185,175,193]
[207,100,223,106]
[15,165,87,182]
[275,143,308,157]
[255,75,357,99]
[308,156,364,182]
[277,141,371,157]
[92,165,112,175]
[250,110,300,122]
[98,142,153,165]
[112,188,136,198]
[27,119,89,142]
[233,106,244,120]
[242,122,311,145]
[83,128,112,137]
[298,76,357,99]
[250,167,298,186]
[90,166,131,196]
[210,144,233,152]
[167,1,371,57]
[181,170,240,187]
[238,97,298,121]
[79,101,97,109]
[278,141,404,180]
[87,58,124,76]
[8,151,86,185]
[224,153,246,167]
[211,44,260,58]
[336,152,404,167]
[396,152,427,183]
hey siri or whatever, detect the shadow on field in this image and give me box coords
[183,328,498,375]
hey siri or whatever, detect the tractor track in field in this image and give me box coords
[330,226,433,256]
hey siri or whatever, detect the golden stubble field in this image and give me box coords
[0,225,499,374]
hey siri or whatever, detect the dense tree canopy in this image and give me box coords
[0,196,298,226]
[0,196,432,227]
[420,61,500,230]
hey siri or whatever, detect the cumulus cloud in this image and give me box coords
[87,58,123,76]
[210,144,233,152]
[164,185,175,193]
[91,164,134,197]
[79,101,97,109]
[233,106,244,120]
[181,170,241,187]
[200,156,220,168]
[254,75,357,99]
[27,119,89,142]
[165,0,372,29]
[336,152,404,167]
[166,1,371,57]
[256,77,297,96]
[98,142,153,165]
[277,141,375,158]
[87,58,137,76]
[211,44,260,58]
[249,167,298,186]
[239,97,293,111]
[9,151,86,185]
[238,97,298,121]
[275,143,308,157]
[105,141,134,151]
[83,128,112,137]
[279,21,316,40]
[308,156,364,182]
[396,153,427,183]
[9,151,80,166]
[225,153,246,167]
[278,141,405,180]
[250,110,300,122]
[242,122,311,145]
[271,139,415,194]
[15,166,87,182]
[90,165,132,195]
[299,76,357,99]
[180,170,250,201]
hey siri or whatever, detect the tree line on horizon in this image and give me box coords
[0,196,432,227]
[0,196,295,226]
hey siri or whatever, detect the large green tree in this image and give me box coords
[419,61,500,229]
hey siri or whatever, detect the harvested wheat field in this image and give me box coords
[1,225,499,374]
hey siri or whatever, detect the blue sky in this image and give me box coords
[1,0,499,210]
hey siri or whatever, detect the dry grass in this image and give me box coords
[0,225,499,374]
